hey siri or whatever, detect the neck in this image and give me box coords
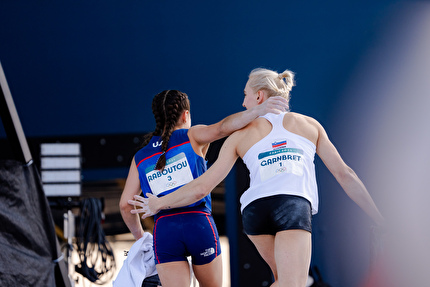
[170,122,188,132]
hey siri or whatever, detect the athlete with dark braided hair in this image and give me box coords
[119,89,289,287]
[131,69,384,287]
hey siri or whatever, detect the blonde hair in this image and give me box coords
[248,68,295,105]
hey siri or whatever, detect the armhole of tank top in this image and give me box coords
[282,128,317,151]
[275,114,316,150]
[277,113,285,130]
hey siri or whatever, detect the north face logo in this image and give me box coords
[200,248,215,257]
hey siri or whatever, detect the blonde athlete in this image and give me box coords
[130,69,384,287]
[120,89,289,287]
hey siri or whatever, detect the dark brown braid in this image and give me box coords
[154,90,190,171]
[140,92,167,147]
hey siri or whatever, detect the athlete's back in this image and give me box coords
[236,112,320,159]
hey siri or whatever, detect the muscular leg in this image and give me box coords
[156,261,191,287]
[192,255,223,287]
[275,230,312,287]
[247,234,278,284]
[248,230,311,287]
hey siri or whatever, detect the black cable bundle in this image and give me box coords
[75,198,116,284]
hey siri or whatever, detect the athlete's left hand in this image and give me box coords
[128,193,160,219]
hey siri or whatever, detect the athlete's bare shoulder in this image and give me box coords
[285,112,318,123]
[228,116,272,158]
[283,112,321,145]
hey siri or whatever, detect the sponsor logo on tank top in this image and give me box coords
[153,140,162,148]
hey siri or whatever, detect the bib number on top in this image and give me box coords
[145,152,194,195]
[258,148,304,182]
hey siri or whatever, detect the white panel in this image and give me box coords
[43,184,81,197]
[41,157,81,169]
[41,143,80,156]
[41,170,81,183]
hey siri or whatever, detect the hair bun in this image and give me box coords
[278,69,295,87]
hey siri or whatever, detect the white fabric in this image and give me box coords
[113,232,158,287]
[240,112,319,214]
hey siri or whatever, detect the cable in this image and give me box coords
[75,198,116,284]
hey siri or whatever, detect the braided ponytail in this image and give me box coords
[140,91,167,147]
[154,90,190,171]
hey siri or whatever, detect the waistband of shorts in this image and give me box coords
[154,203,211,221]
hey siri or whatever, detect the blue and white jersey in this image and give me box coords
[134,129,211,218]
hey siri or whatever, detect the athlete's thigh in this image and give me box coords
[247,234,277,278]
[192,254,223,287]
[184,212,221,265]
[274,229,311,286]
[153,218,187,264]
[156,261,190,287]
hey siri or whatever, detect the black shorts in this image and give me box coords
[242,194,312,235]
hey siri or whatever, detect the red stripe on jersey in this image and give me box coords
[136,141,191,168]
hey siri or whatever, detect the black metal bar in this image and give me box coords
[0,61,32,164]
[0,61,72,287]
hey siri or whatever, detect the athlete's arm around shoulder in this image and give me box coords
[188,96,289,153]
[313,118,385,225]
[130,130,244,219]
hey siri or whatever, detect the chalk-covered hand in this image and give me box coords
[128,193,161,219]
[257,96,289,115]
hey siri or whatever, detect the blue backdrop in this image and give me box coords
[0,1,411,286]
[0,1,401,137]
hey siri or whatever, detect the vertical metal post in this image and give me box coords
[0,61,32,164]
[0,60,72,287]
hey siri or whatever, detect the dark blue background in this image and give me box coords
[0,1,410,286]
[0,1,399,137]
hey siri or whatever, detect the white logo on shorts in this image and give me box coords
[200,248,215,257]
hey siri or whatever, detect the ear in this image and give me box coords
[181,110,189,122]
[256,90,266,104]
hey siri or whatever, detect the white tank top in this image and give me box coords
[240,112,319,214]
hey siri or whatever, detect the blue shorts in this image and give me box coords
[153,205,221,265]
[242,194,312,235]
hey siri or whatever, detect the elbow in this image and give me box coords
[218,118,241,138]
[194,185,211,202]
[217,123,230,138]
[119,198,131,215]
[194,190,207,202]
[334,165,356,186]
